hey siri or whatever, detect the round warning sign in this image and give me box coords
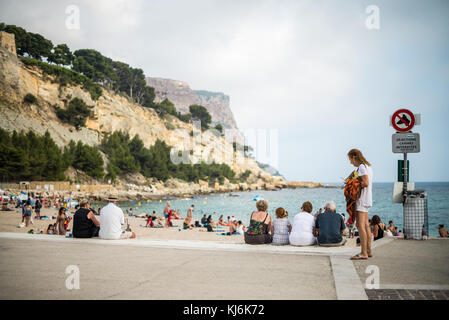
[392,109,415,132]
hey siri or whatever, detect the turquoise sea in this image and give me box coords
[106,182,448,237]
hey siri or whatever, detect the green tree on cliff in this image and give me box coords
[48,44,74,66]
[55,97,92,130]
[189,104,211,130]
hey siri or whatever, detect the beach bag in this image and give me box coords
[206,224,214,232]
[385,229,394,237]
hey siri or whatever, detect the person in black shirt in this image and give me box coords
[201,214,208,226]
[72,200,100,238]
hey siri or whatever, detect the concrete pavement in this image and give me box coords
[0,236,337,300]
[1,233,446,300]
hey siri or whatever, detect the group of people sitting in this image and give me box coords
[143,201,182,228]
[71,196,136,240]
[243,199,393,246]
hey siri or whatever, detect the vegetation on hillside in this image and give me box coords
[0,23,242,184]
[55,97,92,130]
[0,128,105,182]
[1,22,216,129]
[100,131,237,183]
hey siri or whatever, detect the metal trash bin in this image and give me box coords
[403,190,428,240]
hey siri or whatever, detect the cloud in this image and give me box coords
[1,0,448,181]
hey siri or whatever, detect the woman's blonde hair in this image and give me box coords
[275,207,288,219]
[256,199,268,212]
[347,149,371,166]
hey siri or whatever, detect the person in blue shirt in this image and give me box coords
[314,201,347,247]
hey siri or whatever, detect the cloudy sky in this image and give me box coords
[1,0,448,182]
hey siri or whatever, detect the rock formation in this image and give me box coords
[146,77,239,130]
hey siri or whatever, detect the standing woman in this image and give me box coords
[55,207,67,235]
[348,149,374,260]
[24,201,33,227]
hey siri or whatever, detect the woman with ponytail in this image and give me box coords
[347,149,373,260]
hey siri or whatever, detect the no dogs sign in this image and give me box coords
[391,109,415,132]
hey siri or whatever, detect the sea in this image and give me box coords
[103,182,448,237]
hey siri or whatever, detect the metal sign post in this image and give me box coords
[390,108,426,239]
[403,153,407,201]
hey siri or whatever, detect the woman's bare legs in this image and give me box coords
[355,211,369,258]
[364,214,373,257]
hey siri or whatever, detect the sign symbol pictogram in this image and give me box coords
[392,109,415,132]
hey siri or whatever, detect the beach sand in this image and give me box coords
[0,206,357,246]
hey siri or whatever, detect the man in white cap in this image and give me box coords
[99,195,136,240]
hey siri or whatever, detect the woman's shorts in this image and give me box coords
[356,205,371,212]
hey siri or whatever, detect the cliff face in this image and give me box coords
[0,45,285,188]
[146,77,239,130]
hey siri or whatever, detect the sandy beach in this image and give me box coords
[0,206,358,246]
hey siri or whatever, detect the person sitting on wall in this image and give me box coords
[314,201,347,247]
[99,196,136,239]
[72,200,100,238]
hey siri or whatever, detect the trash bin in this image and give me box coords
[403,190,428,240]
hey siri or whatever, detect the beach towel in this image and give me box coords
[344,175,362,221]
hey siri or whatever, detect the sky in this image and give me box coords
[1,0,448,182]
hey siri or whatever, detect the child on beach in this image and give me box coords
[271,207,291,245]
[45,223,56,235]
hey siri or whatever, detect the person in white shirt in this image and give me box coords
[348,149,373,260]
[289,201,316,246]
[99,196,136,240]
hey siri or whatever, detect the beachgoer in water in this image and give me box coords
[289,201,316,246]
[348,149,373,260]
[371,215,385,241]
[100,196,136,239]
[271,207,292,245]
[244,199,273,244]
[438,224,448,238]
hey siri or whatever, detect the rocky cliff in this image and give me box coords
[146,77,239,130]
[0,44,289,196]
